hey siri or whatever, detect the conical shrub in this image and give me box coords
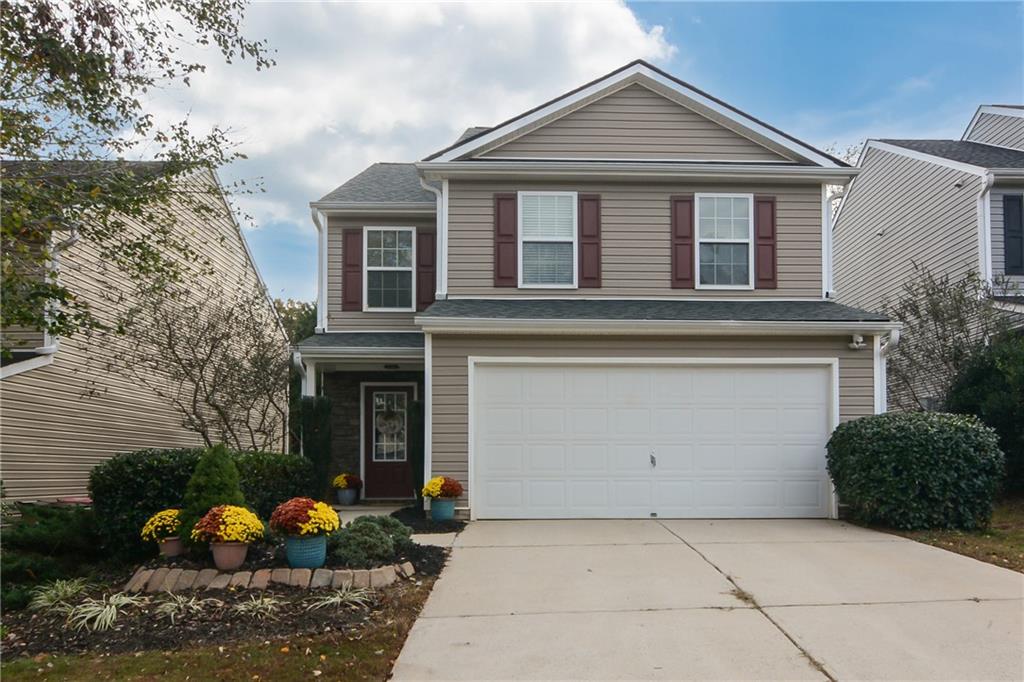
[180,444,247,546]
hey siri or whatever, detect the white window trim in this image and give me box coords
[517,191,578,289]
[694,193,755,291]
[363,226,416,312]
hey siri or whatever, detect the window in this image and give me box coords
[372,391,407,461]
[519,191,577,287]
[695,194,754,289]
[364,227,414,310]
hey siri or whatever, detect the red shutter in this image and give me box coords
[578,194,601,288]
[416,231,436,311]
[670,195,695,288]
[494,193,517,287]
[342,229,363,311]
[754,196,777,289]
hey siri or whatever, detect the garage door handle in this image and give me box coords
[650,450,657,468]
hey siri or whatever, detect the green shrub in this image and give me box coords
[90,447,312,556]
[827,412,1004,530]
[235,451,314,518]
[180,444,246,547]
[299,395,333,498]
[331,523,395,568]
[350,515,412,548]
[4,504,104,560]
[946,333,1024,492]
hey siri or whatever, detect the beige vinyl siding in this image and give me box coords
[325,215,435,331]
[991,189,1024,291]
[447,179,823,298]
[0,170,286,503]
[3,327,45,350]
[966,112,1024,150]
[480,84,790,162]
[833,146,982,314]
[429,334,877,504]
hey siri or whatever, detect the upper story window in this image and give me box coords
[364,227,415,311]
[696,194,754,289]
[519,191,577,288]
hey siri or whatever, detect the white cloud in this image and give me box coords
[149,0,675,270]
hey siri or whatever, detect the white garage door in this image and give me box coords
[473,362,833,519]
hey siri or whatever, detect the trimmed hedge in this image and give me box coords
[827,412,1004,530]
[89,448,314,557]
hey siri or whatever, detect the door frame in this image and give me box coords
[360,381,419,500]
[467,356,841,520]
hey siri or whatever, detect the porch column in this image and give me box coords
[301,360,318,396]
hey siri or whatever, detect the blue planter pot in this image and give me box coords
[285,534,327,569]
[430,498,456,522]
[336,488,358,506]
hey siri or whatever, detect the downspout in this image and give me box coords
[419,177,446,300]
[977,171,995,286]
[37,225,81,354]
[310,209,327,331]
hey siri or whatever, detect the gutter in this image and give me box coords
[414,316,901,336]
[309,201,436,214]
[416,161,858,183]
[418,177,447,300]
[310,209,328,331]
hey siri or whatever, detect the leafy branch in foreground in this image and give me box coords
[1,0,274,354]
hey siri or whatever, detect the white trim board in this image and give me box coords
[1,353,55,379]
[428,63,842,168]
[463,355,842,520]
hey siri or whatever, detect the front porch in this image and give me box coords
[296,332,426,502]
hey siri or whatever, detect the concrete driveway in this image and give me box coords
[392,520,1024,681]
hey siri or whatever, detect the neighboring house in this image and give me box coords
[833,105,1024,404]
[0,164,288,503]
[297,60,898,520]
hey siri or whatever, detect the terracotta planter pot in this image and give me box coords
[210,541,248,571]
[336,488,358,506]
[158,536,184,558]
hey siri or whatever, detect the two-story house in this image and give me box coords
[833,105,1024,406]
[297,61,898,520]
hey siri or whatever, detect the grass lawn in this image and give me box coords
[1,578,434,682]
[890,496,1024,573]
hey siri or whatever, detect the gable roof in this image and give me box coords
[314,162,435,206]
[424,60,846,167]
[962,104,1024,141]
[876,139,1024,170]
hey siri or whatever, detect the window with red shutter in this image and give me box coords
[493,193,517,287]
[754,196,778,289]
[416,231,436,311]
[670,195,695,288]
[341,229,363,311]
[578,194,601,288]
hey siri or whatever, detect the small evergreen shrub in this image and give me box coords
[180,444,246,547]
[827,412,1004,530]
[945,333,1024,492]
[331,522,395,568]
[3,504,104,560]
[350,515,413,548]
[235,451,315,518]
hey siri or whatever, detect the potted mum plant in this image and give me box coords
[332,473,362,506]
[270,497,340,569]
[141,509,183,557]
[422,475,463,522]
[191,504,264,570]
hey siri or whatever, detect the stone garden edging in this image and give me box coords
[124,562,416,594]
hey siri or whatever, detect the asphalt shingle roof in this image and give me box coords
[419,299,889,323]
[879,140,1024,169]
[297,332,424,349]
[316,163,435,204]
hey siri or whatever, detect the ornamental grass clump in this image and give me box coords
[269,498,340,537]
[190,505,264,544]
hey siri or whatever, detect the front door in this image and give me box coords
[363,385,416,499]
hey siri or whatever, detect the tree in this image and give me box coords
[112,278,290,453]
[884,267,1016,411]
[274,299,317,453]
[946,333,1024,491]
[1,0,273,355]
[180,444,246,548]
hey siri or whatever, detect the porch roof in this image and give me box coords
[297,332,424,359]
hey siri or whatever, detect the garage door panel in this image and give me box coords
[473,363,832,519]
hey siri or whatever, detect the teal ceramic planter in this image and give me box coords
[285,534,327,569]
[430,498,456,522]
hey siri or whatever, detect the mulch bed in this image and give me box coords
[2,546,448,659]
[390,505,466,534]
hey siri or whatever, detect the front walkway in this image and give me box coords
[392,519,1024,681]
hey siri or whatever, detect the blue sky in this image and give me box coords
[184,2,1023,302]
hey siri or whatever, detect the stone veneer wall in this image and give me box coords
[320,371,424,481]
